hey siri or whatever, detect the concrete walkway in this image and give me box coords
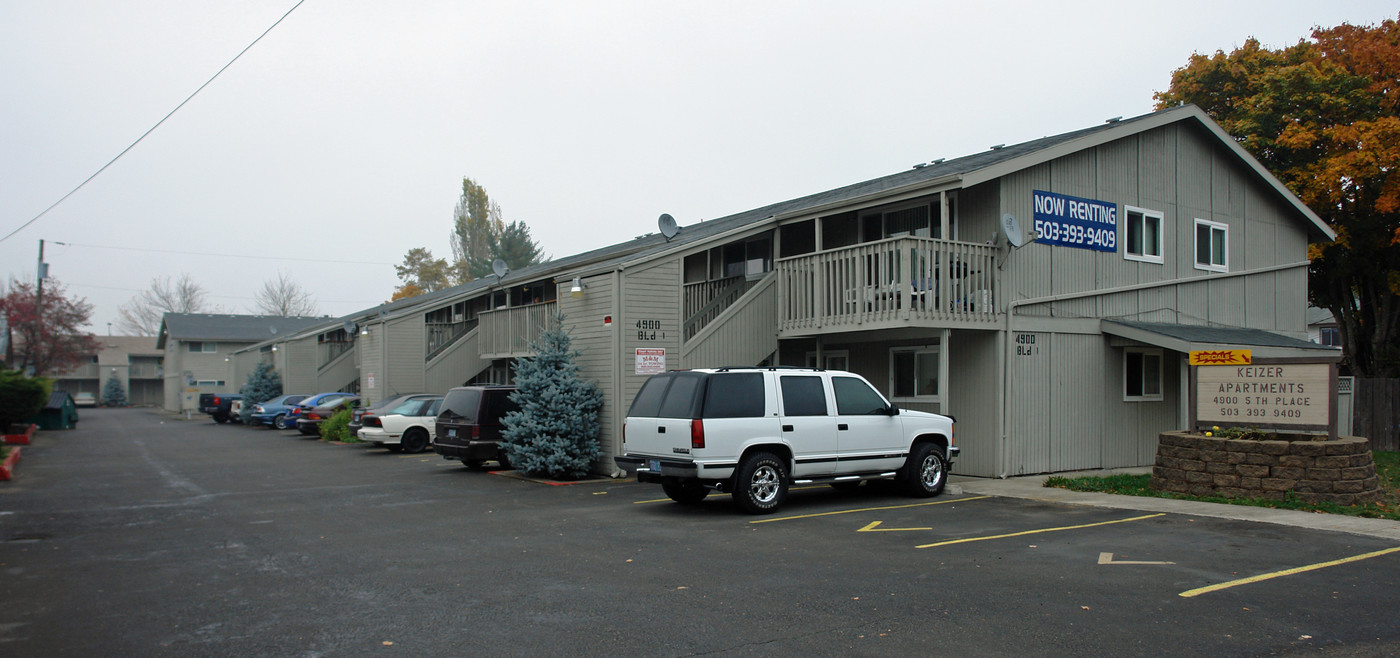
[948,467,1400,542]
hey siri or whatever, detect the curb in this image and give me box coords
[0,446,22,481]
[490,470,624,487]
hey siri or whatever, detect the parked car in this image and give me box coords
[281,392,355,430]
[72,392,97,408]
[295,394,361,436]
[614,367,958,514]
[248,394,308,428]
[359,396,444,453]
[434,385,519,469]
[198,393,243,424]
[228,399,245,423]
[349,393,434,436]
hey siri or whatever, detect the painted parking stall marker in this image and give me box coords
[916,513,1165,549]
[1098,552,1174,565]
[1178,546,1400,598]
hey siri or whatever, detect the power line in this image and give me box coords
[65,282,381,305]
[0,0,307,244]
[50,241,395,267]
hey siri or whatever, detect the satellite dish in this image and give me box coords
[492,259,509,279]
[658,213,679,241]
[344,320,357,336]
[1001,213,1027,248]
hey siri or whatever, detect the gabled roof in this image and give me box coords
[156,314,329,349]
[572,104,1333,276]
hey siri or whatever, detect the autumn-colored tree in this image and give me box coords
[0,279,101,376]
[393,247,452,295]
[390,283,424,301]
[1155,16,1400,376]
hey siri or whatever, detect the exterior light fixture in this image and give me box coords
[271,345,278,352]
[571,277,586,298]
[361,327,369,336]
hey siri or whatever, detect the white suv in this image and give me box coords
[615,367,958,514]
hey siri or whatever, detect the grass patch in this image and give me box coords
[1045,451,1400,522]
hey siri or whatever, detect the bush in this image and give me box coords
[239,363,282,423]
[0,369,47,434]
[319,406,357,443]
[500,312,602,480]
[101,373,127,407]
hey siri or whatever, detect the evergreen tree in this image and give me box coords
[500,313,602,480]
[238,363,282,422]
[101,373,127,407]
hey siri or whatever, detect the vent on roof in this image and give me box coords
[1106,116,1122,123]
[931,158,944,164]
[912,163,926,169]
[990,144,1005,150]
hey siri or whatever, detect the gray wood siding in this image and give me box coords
[358,324,383,404]
[1049,333,1104,472]
[284,336,317,395]
[386,315,425,395]
[618,260,683,462]
[425,328,486,394]
[1007,331,1051,475]
[946,330,1000,477]
[680,274,777,369]
[558,273,618,466]
[999,123,1311,337]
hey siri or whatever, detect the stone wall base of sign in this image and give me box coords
[1150,431,1384,505]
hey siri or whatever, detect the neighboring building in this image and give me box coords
[1306,306,1341,347]
[268,104,1342,477]
[48,335,164,406]
[157,314,328,413]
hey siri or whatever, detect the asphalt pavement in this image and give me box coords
[2,408,1399,656]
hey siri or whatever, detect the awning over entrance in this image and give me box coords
[1101,320,1342,360]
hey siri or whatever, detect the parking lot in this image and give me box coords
[2,408,1398,656]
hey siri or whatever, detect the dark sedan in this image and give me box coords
[293,394,361,436]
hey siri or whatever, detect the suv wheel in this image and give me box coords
[731,452,788,514]
[662,480,709,504]
[901,443,947,497]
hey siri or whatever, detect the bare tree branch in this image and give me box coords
[253,272,317,317]
[115,274,207,335]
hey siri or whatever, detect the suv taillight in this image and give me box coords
[690,419,705,449]
[472,425,480,439]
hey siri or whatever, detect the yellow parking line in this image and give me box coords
[916,513,1165,549]
[750,496,992,524]
[1179,546,1400,598]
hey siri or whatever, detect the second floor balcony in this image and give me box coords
[777,236,1000,336]
[478,302,559,359]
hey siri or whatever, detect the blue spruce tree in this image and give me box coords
[238,362,282,423]
[101,373,127,407]
[500,313,602,480]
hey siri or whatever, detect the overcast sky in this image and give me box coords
[2,1,1395,334]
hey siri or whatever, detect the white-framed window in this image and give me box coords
[194,379,225,387]
[1194,218,1228,272]
[804,350,850,372]
[187,342,217,353]
[1123,206,1164,264]
[1124,348,1163,401]
[889,345,940,402]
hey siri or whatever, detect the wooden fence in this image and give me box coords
[1353,378,1399,451]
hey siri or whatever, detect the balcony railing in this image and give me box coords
[319,340,355,368]
[426,319,478,360]
[683,275,751,340]
[129,364,163,379]
[478,302,558,357]
[777,236,999,332]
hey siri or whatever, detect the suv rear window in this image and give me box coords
[440,388,482,422]
[701,373,764,418]
[628,372,704,418]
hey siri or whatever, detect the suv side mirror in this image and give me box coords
[887,403,900,416]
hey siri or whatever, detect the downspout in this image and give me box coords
[610,265,627,479]
[997,259,1310,479]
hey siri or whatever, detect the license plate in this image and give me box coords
[648,459,661,473]
[448,429,457,438]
